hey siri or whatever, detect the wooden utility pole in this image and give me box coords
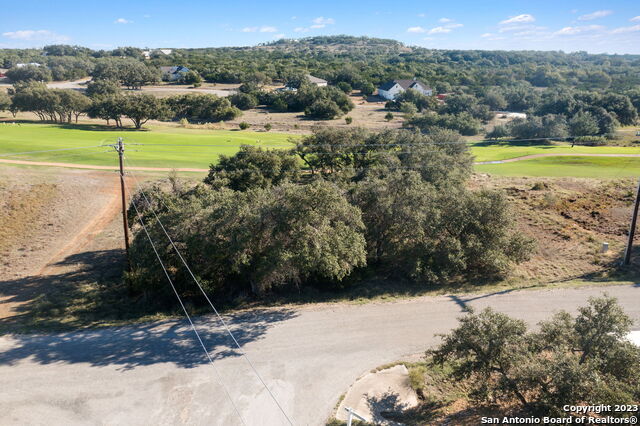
[623,177,640,265]
[117,138,131,273]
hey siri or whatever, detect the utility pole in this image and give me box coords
[623,177,640,265]
[117,138,131,274]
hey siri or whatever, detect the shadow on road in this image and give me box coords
[0,308,297,370]
[0,248,298,369]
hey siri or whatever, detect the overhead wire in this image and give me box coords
[123,155,295,426]
[125,178,248,426]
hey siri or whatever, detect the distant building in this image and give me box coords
[160,66,190,82]
[142,49,173,60]
[305,74,327,87]
[283,74,328,90]
[377,78,432,100]
[15,62,42,68]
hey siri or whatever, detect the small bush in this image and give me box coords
[345,116,353,125]
[264,123,272,131]
[239,121,251,130]
[385,112,394,121]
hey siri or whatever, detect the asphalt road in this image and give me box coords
[0,284,638,425]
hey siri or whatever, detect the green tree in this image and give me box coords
[360,81,375,97]
[121,93,167,128]
[6,65,52,83]
[86,79,121,98]
[130,180,367,295]
[304,99,343,119]
[204,145,300,191]
[429,296,640,415]
[182,70,203,87]
[569,111,599,137]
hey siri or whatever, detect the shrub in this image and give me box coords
[385,112,394,121]
[304,99,343,119]
[264,123,272,131]
[345,116,353,125]
[337,81,353,94]
[429,296,640,416]
[238,121,251,130]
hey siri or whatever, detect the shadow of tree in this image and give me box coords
[365,390,411,424]
[0,308,297,370]
[0,248,298,369]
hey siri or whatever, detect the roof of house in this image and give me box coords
[306,74,327,84]
[160,66,189,74]
[378,79,430,91]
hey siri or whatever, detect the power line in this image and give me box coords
[124,156,295,426]
[126,179,248,426]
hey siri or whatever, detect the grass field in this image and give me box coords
[0,122,295,168]
[2,122,640,176]
[469,141,640,162]
[475,156,640,177]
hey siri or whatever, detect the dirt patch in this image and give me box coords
[0,166,124,321]
[472,175,639,283]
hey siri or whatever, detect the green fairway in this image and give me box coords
[469,141,640,162]
[2,123,640,177]
[0,123,296,168]
[475,156,640,178]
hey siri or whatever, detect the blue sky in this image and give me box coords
[1,0,640,53]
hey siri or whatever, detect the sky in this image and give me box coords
[1,0,640,54]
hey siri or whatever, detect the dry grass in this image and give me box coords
[472,175,639,284]
[0,181,58,255]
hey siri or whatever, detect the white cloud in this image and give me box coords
[143,14,151,18]
[611,24,640,34]
[407,26,426,33]
[555,25,605,35]
[446,23,463,29]
[417,13,426,18]
[114,18,132,24]
[274,33,285,39]
[2,29,69,42]
[260,26,277,33]
[500,14,535,25]
[578,10,612,21]
[439,18,453,23]
[310,24,325,29]
[242,27,258,32]
[481,33,493,38]
[293,27,307,33]
[428,26,452,34]
[312,17,335,25]
[631,16,640,22]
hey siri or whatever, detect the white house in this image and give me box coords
[306,74,327,87]
[160,66,190,82]
[377,79,432,100]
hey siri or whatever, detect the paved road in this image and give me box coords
[0,284,638,425]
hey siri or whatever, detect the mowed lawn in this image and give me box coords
[469,141,640,162]
[1,122,640,176]
[0,123,296,168]
[476,156,640,177]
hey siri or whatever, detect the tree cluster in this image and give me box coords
[128,127,532,302]
[430,296,640,416]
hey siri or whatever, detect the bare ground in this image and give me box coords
[0,166,125,323]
